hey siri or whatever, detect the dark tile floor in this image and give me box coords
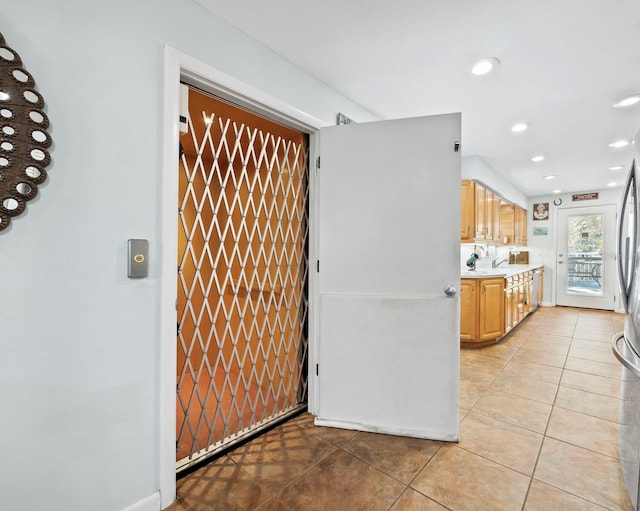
[168,306,634,511]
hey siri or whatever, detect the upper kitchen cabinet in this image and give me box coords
[474,181,487,239]
[499,200,515,245]
[488,190,501,242]
[468,180,499,241]
[461,179,475,242]
[514,206,528,246]
[460,180,527,246]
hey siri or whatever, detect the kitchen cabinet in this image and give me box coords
[462,266,543,347]
[505,270,538,332]
[475,182,487,239]
[460,180,527,245]
[500,201,515,245]
[460,279,477,341]
[514,206,528,245]
[538,268,544,304]
[461,180,475,243]
[460,277,505,346]
[501,203,528,247]
[485,190,501,242]
[504,276,516,334]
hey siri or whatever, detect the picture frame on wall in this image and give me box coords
[533,202,549,221]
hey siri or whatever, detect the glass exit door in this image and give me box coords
[556,205,616,309]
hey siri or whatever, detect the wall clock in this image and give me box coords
[0,32,52,232]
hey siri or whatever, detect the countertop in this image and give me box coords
[461,263,543,279]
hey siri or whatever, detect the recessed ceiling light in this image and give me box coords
[0,92,9,101]
[472,57,500,76]
[609,139,630,148]
[607,182,617,187]
[609,165,625,171]
[512,122,530,133]
[531,155,545,163]
[613,94,640,108]
[544,175,556,180]
[553,190,561,194]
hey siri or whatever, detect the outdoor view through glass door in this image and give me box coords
[176,85,309,471]
[556,205,616,309]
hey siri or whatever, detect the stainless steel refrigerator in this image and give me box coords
[612,130,640,510]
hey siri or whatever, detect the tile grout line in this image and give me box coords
[521,310,624,511]
[516,314,577,511]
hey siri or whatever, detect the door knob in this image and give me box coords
[444,285,457,297]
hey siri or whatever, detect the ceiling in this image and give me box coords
[194,0,640,197]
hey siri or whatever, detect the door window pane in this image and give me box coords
[567,213,603,296]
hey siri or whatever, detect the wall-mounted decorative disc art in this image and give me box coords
[0,32,52,232]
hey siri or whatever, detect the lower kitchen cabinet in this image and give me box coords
[460,277,505,347]
[461,266,544,347]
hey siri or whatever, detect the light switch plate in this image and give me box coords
[128,239,149,278]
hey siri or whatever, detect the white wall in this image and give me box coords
[526,188,623,308]
[0,2,378,510]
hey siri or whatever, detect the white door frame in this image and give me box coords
[554,203,617,310]
[160,46,325,508]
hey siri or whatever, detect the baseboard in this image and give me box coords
[121,491,162,511]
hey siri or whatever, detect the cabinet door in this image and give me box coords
[460,180,475,242]
[504,277,514,333]
[517,279,526,321]
[538,268,544,304]
[486,190,494,240]
[500,202,515,245]
[475,183,487,239]
[515,207,528,246]
[460,279,477,340]
[492,192,501,242]
[479,278,505,340]
[524,272,533,315]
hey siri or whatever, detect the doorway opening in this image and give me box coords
[176,85,310,471]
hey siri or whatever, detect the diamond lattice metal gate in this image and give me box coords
[176,86,309,470]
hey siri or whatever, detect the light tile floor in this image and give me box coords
[168,306,634,511]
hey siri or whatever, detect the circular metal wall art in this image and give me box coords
[0,32,52,232]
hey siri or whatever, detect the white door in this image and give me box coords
[315,114,461,441]
[556,205,617,310]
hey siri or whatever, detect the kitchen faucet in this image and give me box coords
[492,257,509,268]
